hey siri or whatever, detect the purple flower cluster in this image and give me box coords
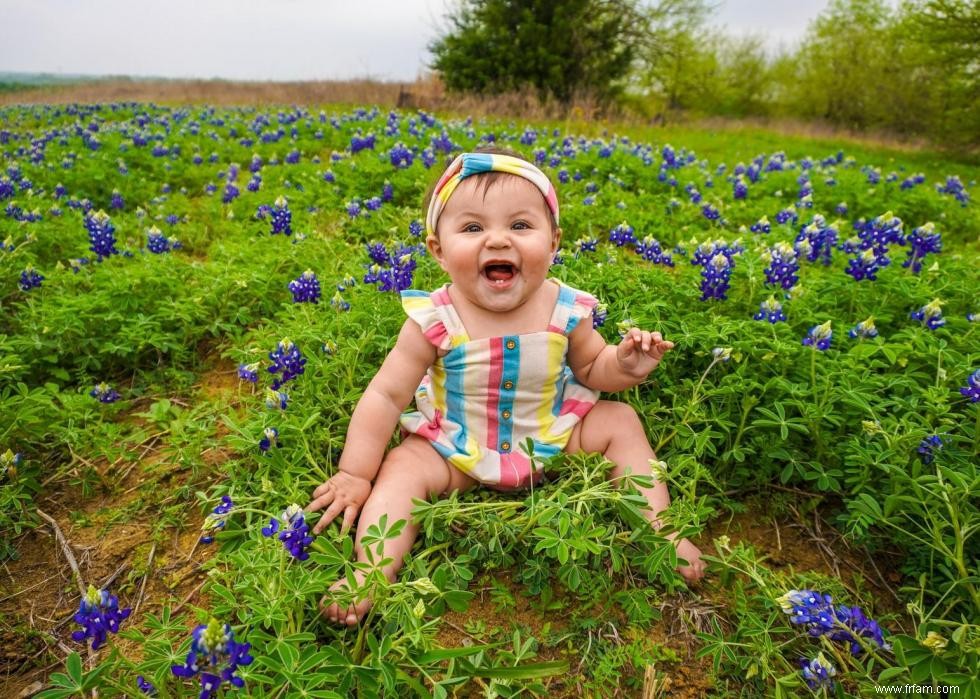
[749,216,770,234]
[960,370,980,402]
[691,240,740,301]
[917,434,946,464]
[267,339,306,389]
[799,653,837,690]
[794,215,838,265]
[146,226,179,254]
[848,317,878,339]
[802,321,833,351]
[90,382,121,403]
[389,142,414,169]
[200,495,234,544]
[288,269,321,303]
[609,222,635,247]
[350,132,376,154]
[902,223,942,273]
[763,242,799,290]
[778,589,889,657]
[262,504,315,560]
[910,299,945,330]
[237,362,259,383]
[18,266,44,291]
[84,210,119,261]
[259,426,280,452]
[362,241,420,292]
[936,175,969,205]
[270,196,292,235]
[171,618,253,699]
[753,296,786,324]
[72,585,131,650]
[633,236,674,266]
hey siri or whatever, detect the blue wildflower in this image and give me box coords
[346,200,362,218]
[846,248,886,282]
[71,584,130,650]
[259,427,280,452]
[262,504,315,560]
[902,222,941,273]
[237,362,259,383]
[90,383,121,403]
[778,589,889,656]
[408,220,423,237]
[136,675,156,696]
[960,370,980,402]
[84,210,118,261]
[1,449,22,480]
[800,653,836,690]
[775,207,797,225]
[733,178,748,200]
[221,182,239,204]
[146,226,173,254]
[592,303,607,329]
[18,266,44,291]
[753,296,786,323]
[200,495,234,544]
[803,321,832,351]
[917,434,946,464]
[331,291,351,311]
[389,142,414,169]
[288,269,321,303]
[848,317,878,339]
[699,252,732,301]
[910,299,945,330]
[701,203,721,221]
[270,196,292,235]
[609,222,635,247]
[794,215,838,265]
[110,190,124,210]
[171,618,253,699]
[265,388,289,411]
[763,242,799,290]
[634,236,674,266]
[268,339,306,389]
[749,216,770,234]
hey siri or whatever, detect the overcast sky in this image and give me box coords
[0,0,837,82]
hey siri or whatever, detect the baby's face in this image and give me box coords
[427,175,559,314]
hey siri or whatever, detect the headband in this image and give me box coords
[425,152,559,236]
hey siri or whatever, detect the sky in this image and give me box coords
[0,0,837,83]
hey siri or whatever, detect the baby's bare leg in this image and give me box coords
[321,434,476,625]
[565,400,705,583]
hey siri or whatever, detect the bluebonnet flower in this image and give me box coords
[699,252,732,301]
[71,584,130,650]
[712,347,732,362]
[247,175,261,192]
[285,150,300,164]
[171,618,253,699]
[634,236,674,265]
[364,196,382,212]
[146,226,175,254]
[90,383,121,403]
[265,388,289,410]
[262,504,315,560]
[775,207,797,225]
[350,132,376,153]
[421,147,437,168]
[136,675,156,695]
[686,184,702,204]
[763,242,799,290]
[701,203,720,221]
[848,317,878,339]
[259,427,280,452]
[85,210,118,261]
[846,248,886,282]
[609,222,635,247]
[346,200,362,218]
[778,589,889,656]
[331,291,351,311]
[221,182,239,204]
[910,299,945,330]
[322,170,335,183]
[270,196,292,235]
[799,653,837,690]
[960,369,980,402]
[794,216,838,265]
[0,177,15,201]
[754,296,786,323]
[267,338,306,389]
[408,220,423,237]
[381,181,394,203]
[900,172,925,190]
[389,142,414,169]
[110,189,124,210]
[749,216,770,234]
[200,495,234,544]
[936,175,969,205]
[733,178,748,200]
[237,362,259,383]
[574,237,599,256]
[1,449,22,480]
[592,303,608,329]
[902,222,941,273]
[363,242,420,292]
[582,195,595,206]
[803,321,833,351]
[918,434,947,464]
[18,266,44,291]
[288,269,321,303]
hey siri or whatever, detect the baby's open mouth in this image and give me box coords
[483,263,516,282]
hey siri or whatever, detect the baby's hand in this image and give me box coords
[305,471,372,536]
[616,328,674,377]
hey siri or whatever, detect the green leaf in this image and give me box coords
[464,660,569,680]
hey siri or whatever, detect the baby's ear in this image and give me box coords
[426,234,445,266]
[552,226,562,252]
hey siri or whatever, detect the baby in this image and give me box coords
[306,147,705,626]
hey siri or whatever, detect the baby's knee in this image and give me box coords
[595,400,642,429]
[377,438,450,495]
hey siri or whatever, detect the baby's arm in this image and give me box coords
[306,318,436,534]
[567,320,674,392]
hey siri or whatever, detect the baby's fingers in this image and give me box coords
[341,505,359,535]
[313,499,347,535]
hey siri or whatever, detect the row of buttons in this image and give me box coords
[501,339,517,451]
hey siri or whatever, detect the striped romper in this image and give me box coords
[399,279,600,489]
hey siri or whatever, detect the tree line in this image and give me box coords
[429,0,979,148]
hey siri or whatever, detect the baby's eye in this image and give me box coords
[511,220,530,230]
[463,223,483,233]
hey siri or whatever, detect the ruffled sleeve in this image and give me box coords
[552,282,599,335]
[400,288,458,352]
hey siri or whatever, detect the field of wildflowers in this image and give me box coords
[0,102,978,697]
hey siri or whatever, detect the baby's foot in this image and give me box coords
[320,568,388,626]
[674,537,706,584]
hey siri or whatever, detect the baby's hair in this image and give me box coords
[423,145,559,237]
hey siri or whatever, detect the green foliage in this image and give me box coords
[430,0,643,105]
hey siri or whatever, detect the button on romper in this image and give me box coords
[399,279,600,489]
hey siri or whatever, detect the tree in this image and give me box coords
[429,0,645,106]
